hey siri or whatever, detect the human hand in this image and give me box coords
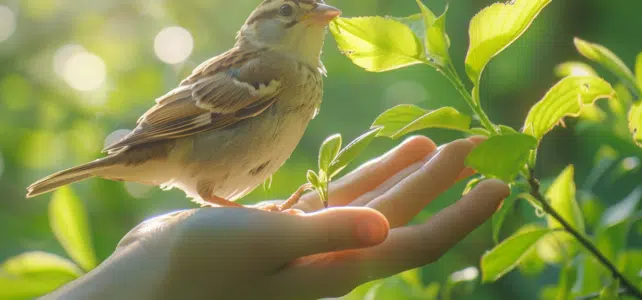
[43,136,509,300]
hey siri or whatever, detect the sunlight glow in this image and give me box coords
[54,45,107,91]
[154,26,194,64]
[450,266,479,283]
[0,5,17,43]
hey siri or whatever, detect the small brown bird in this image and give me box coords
[27,0,341,211]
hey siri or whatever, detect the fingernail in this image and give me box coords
[356,217,388,245]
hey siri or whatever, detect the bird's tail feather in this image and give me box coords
[26,158,113,198]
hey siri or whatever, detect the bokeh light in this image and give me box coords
[383,80,427,108]
[54,45,107,91]
[0,5,17,43]
[154,26,194,64]
[450,266,479,283]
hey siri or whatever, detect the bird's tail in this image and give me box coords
[26,157,114,198]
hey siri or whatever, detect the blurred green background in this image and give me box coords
[1,0,641,299]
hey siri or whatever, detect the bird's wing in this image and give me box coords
[103,47,282,153]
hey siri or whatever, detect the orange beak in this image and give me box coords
[302,3,341,25]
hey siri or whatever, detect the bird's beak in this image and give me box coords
[302,3,341,25]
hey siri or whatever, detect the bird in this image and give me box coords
[26,0,341,211]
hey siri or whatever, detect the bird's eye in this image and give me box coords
[279,4,293,17]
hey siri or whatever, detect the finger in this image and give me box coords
[266,207,390,260]
[350,135,487,208]
[269,180,509,298]
[294,136,436,212]
[367,139,476,228]
[348,158,428,207]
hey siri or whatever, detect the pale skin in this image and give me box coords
[42,136,510,300]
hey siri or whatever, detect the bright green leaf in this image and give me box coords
[470,127,491,136]
[465,0,551,87]
[535,231,576,264]
[498,124,517,134]
[0,274,75,300]
[318,134,342,172]
[516,225,547,276]
[481,227,551,282]
[330,17,426,72]
[415,0,450,66]
[523,76,615,140]
[328,127,382,178]
[49,186,97,271]
[554,61,597,78]
[0,252,81,300]
[306,170,321,190]
[546,165,585,234]
[628,100,642,147]
[372,105,471,139]
[2,251,82,278]
[465,133,537,182]
[574,38,640,96]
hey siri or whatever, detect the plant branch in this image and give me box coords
[527,170,642,299]
[440,63,499,135]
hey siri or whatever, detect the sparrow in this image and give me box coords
[26,0,341,211]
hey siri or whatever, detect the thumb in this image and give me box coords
[273,207,389,260]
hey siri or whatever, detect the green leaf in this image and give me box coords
[628,100,642,147]
[2,251,82,278]
[306,170,321,190]
[328,127,382,178]
[574,38,640,95]
[522,76,615,140]
[0,251,81,300]
[330,17,426,72]
[465,133,537,182]
[516,225,547,276]
[635,52,642,90]
[546,165,585,234]
[49,186,97,271]
[465,0,551,87]
[318,134,342,173]
[415,0,450,66]
[372,105,471,139]
[481,227,551,282]
[554,61,597,78]
[469,127,491,136]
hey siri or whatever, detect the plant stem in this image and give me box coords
[441,64,499,135]
[527,171,642,299]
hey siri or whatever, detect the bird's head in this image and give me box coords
[237,0,341,68]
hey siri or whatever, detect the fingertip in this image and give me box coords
[477,179,511,199]
[400,135,437,155]
[355,208,389,246]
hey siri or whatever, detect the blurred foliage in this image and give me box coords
[1,0,641,299]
